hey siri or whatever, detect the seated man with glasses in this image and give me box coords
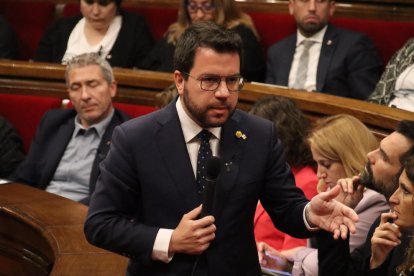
[139,0,265,82]
[85,21,359,276]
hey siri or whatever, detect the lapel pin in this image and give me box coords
[327,40,332,46]
[235,130,247,140]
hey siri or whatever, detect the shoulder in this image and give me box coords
[328,25,370,43]
[268,34,295,53]
[120,11,146,25]
[113,108,131,123]
[355,189,388,213]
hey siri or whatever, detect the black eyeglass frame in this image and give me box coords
[182,72,244,93]
[186,2,216,13]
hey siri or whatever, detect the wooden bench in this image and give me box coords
[0,59,412,143]
[0,183,128,275]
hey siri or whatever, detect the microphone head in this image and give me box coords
[206,156,221,180]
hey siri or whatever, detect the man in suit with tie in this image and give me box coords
[266,0,382,100]
[13,52,129,205]
[84,21,358,276]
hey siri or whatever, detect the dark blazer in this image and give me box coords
[85,100,310,275]
[139,24,266,82]
[13,108,129,205]
[33,11,153,69]
[0,116,25,178]
[266,24,382,100]
[317,215,411,276]
[0,16,19,59]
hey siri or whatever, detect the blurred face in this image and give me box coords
[67,64,116,128]
[174,47,240,128]
[81,0,117,31]
[311,146,346,191]
[361,132,412,199]
[389,170,414,229]
[187,0,216,23]
[288,0,335,37]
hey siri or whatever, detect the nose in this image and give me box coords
[194,8,205,20]
[389,188,400,205]
[316,166,327,179]
[214,79,231,98]
[308,0,316,11]
[367,149,377,165]
[80,86,92,100]
[91,3,101,14]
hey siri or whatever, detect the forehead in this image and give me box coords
[191,47,240,75]
[68,65,104,83]
[381,131,412,161]
[399,169,414,190]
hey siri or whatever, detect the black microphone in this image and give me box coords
[200,156,221,217]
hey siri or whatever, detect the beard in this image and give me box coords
[182,86,235,128]
[360,160,400,199]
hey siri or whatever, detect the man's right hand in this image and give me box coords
[336,176,364,208]
[169,205,216,255]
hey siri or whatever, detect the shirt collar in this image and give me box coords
[176,97,221,143]
[74,107,114,138]
[296,25,328,46]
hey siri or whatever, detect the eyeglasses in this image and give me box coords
[83,0,114,6]
[183,72,244,92]
[186,2,216,14]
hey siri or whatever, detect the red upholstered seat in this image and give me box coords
[0,94,62,153]
[113,102,157,118]
[0,2,56,60]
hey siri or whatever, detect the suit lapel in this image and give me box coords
[279,36,297,85]
[214,111,247,219]
[317,25,337,92]
[42,119,74,187]
[155,103,201,207]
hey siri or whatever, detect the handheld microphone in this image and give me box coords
[200,156,221,217]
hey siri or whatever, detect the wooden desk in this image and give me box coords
[0,183,128,275]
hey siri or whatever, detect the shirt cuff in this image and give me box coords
[303,202,319,231]
[152,228,174,263]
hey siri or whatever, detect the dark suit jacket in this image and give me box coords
[13,108,129,205]
[266,24,382,100]
[33,11,153,69]
[318,215,411,276]
[0,116,25,178]
[85,100,311,275]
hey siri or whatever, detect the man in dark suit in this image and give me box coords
[266,0,382,100]
[13,52,129,205]
[317,120,414,275]
[84,21,358,276]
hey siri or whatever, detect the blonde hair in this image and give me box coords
[309,114,379,178]
[167,0,259,44]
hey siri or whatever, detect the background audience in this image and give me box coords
[0,116,24,179]
[139,0,265,82]
[250,96,318,253]
[258,114,389,275]
[33,0,153,68]
[265,0,382,100]
[368,37,414,112]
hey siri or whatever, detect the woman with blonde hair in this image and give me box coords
[140,0,265,82]
[258,114,389,276]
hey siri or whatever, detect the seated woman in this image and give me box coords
[139,0,265,82]
[368,38,414,112]
[369,155,414,275]
[250,96,318,252]
[33,0,153,68]
[258,114,389,275]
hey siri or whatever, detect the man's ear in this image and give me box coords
[174,70,185,96]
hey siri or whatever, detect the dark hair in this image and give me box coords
[250,96,314,168]
[396,120,414,164]
[173,21,243,77]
